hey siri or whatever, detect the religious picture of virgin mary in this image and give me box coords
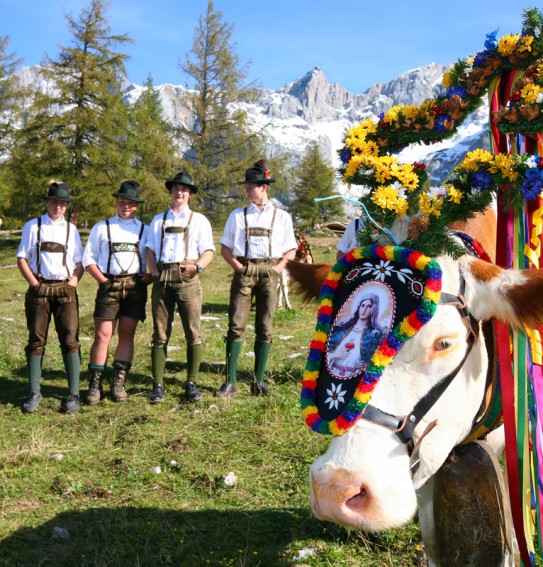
[326,282,394,379]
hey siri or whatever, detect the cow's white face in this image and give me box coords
[309,255,490,531]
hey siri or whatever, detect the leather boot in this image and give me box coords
[87,364,105,405]
[251,341,271,396]
[111,360,130,402]
[216,341,242,398]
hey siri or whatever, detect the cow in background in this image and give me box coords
[277,229,314,310]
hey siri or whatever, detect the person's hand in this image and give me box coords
[140,273,153,285]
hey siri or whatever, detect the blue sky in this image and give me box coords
[1,0,532,93]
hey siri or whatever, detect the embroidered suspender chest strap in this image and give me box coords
[36,216,71,279]
[105,219,145,275]
[159,211,193,262]
[243,206,277,258]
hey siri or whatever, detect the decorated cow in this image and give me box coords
[289,10,543,566]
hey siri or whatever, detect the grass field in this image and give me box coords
[0,229,422,566]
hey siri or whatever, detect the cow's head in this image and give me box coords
[290,253,543,532]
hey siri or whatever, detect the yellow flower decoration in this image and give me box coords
[520,83,543,104]
[419,193,444,218]
[489,153,517,181]
[371,185,408,215]
[442,71,452,88]
[518,34,534,53]
[446,186,464,204]
[383,105,405,124]
[498,34,520,56]
[403,105,421,120]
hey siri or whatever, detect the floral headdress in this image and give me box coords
[339,8,543,258]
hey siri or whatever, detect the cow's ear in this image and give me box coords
[461,257,543,329]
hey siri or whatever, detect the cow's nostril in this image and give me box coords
[345,487,368,512]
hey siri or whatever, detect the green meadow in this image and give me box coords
[0,230,421,566]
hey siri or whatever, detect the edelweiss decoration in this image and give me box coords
[301,246,442,435]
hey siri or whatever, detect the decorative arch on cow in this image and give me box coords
[303,8,543,564]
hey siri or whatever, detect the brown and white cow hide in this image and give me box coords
[287,214,543,566]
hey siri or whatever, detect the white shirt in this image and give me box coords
[83,215,149,275]
[220,202,297,259]
[146,207,215,262]
[17,214,83,280]
[337,218,364,255]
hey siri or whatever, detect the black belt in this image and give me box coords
[105,273,138,279]
[159,262,194,269]
[236,257,278,266]
[37,277,69,284]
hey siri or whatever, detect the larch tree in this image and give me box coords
[176,0,267,226]
[126,74,178,223]
[7,0,132,225]
[0,35,28,227]
[291,141,342,228]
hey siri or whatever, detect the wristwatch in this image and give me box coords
[195,263,203,273]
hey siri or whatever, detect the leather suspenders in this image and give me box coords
[158,211,193,262]
[105,218,145,275]
[36,216,71,279]
[243,206,277,258]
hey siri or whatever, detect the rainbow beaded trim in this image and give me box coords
[301,245,443,435]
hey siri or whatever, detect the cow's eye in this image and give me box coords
[435,339,453,351]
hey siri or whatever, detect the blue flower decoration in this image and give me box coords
[447,86,467,99]
[435,115,452,133]
[484,30,498,51]
[470,171,493,190]
[521,178,543,201]
[340,148,352,164]
[474,51,489,67]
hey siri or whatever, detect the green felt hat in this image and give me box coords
[165,171,198,193]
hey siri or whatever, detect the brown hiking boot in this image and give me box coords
[87,367,104,405]
[111,362,130,402]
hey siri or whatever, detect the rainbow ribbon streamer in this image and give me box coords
[490,72,543,567]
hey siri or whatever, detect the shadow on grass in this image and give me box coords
[202,302,230,315]
[0,506,350,566]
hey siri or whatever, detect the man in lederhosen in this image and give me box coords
[217,159,297,398]
[83,180,152,404]
[16,181,84,414]
[146,172,215,403]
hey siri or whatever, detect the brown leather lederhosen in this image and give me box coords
[151,210,202,347]
[227,205,280,343]
[25,217,79,356]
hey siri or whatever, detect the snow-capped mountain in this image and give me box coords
[20,64,491,195]
[124,65,490,189]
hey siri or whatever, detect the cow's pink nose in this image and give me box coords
[345,487,368,513]
[312,476,372,528]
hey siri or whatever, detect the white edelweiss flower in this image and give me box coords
[427,186,446,199]
[390,180,407,199]
[537,92,543,104]
[526,155,539,168]
[325,382,346,410]
[372,259,392,281]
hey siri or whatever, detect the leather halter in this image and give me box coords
[359,273,480,475]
